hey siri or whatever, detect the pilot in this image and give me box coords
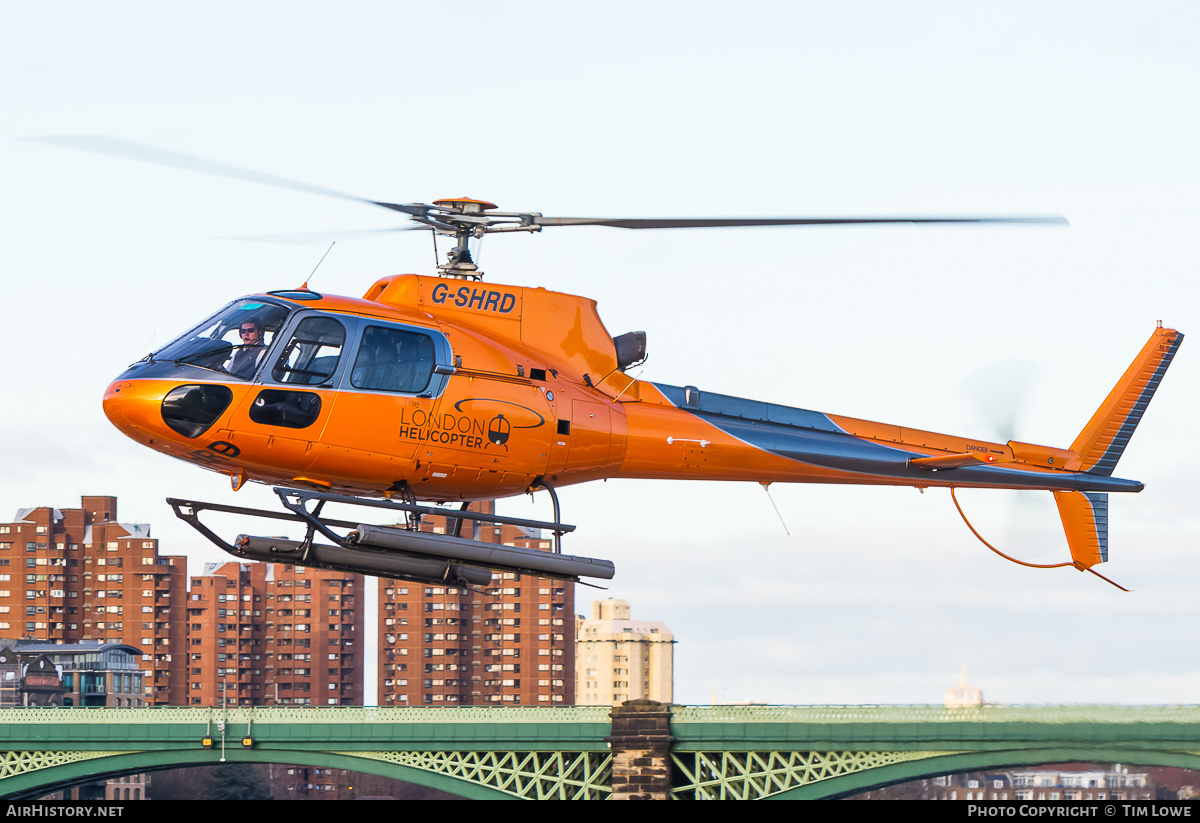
[228,319,267,379]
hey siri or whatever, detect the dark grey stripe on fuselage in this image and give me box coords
[654,383,847,434]
[653,382,1144,493]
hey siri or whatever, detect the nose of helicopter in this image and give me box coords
[103,379,167,447]
[104,378,235,450]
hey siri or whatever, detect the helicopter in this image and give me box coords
[42,138,1180,591]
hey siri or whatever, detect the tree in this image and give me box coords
[204,764,273,801]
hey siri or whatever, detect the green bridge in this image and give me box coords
[4,702,1200,800]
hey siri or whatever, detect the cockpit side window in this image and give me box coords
[350,326,436,394]
[272,316,347,385]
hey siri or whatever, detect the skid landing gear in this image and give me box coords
[166,487,615,587]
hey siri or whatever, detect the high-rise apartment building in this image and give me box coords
[377,501,575,706]
[186,561,363,706]
[576,598,673,705]
[0,496,187,704]
[2,493,574,713]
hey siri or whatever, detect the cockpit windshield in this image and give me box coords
[151,299,292,380]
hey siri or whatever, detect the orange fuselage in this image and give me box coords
[102,274,1152,502]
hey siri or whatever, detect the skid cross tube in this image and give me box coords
[166,497,361,554]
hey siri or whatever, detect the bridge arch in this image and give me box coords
[774,748,1200,800]
[1,749,510,800]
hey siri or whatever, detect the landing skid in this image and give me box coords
[166,487,616,587]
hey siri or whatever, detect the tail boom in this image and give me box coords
[612,325,1180,577]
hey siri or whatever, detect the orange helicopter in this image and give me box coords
[45,138,1179,590]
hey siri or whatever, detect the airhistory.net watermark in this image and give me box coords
[5,807,124,817]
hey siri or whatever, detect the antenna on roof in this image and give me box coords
[300,241,336,291]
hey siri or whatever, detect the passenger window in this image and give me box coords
[249,390,321,429]
[272,317,346,385]
[351,326,436,393]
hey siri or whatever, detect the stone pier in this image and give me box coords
[606,698,675,800]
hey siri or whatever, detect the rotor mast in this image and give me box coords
[416,197,543,280]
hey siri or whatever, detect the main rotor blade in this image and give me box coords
[533,216,1068,229]
[225,226,430,245]
[27,135,429,216]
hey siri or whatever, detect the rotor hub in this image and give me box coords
[432,197,498,214]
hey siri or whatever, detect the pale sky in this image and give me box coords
[2,2,1198,706]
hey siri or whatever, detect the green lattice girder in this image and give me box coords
[349,750,613,799]
[1,750,133,781]
[670,750,959,800]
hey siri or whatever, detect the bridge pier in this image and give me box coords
[607,699,674,800]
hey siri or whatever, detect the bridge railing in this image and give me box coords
[0,704,617,724]
[672,704,1200,724]
[4,703,1200,727]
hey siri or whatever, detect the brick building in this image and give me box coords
[186,561,363,706]
[856,766,1157,801]
[2,494,570,714]
[378,501,574,706]
[0,496,187,704]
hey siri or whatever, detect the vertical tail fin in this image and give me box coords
[1053,490,1108,569]
[1070,325,1182,476]
[1054,325,1181,571]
